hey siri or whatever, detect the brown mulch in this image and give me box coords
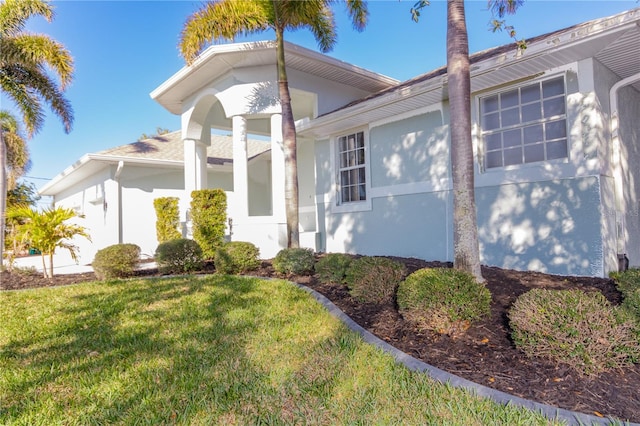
[2,257,639,423]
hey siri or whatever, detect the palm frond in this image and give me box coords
[9,34,74,89]
[0,0,53,37]
[180,0,270,64]
[0,67,45,136]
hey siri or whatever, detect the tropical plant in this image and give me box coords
[7,205,89,278]
[410,0,523,282]
[179,0,368,249]
[0,0,75,267]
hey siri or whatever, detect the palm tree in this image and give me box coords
[180,0,368,248]
[412,0,522,282]
[0,0,74,267]
[0,110,30,191]
[7,205,89,278]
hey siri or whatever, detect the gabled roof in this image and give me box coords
[151,41,400,115]
[298,7,640,137]
[39,131,270,196]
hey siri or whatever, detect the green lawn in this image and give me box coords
[0,275,559,425]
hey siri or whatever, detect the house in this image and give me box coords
[41,8,640,277]
[38,131,272,260]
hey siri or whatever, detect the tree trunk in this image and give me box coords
[275,27,300,248]
[48,251,54,279]
[40,252,48,278]
[447,0,484,282]
[0,132,6,269]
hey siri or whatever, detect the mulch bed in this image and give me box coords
[2,257,639,423]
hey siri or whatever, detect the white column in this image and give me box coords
[232,115,249,218]
[270,113,286,222]
[184,138,208,196]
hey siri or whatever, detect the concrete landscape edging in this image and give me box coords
[295,284,640,426]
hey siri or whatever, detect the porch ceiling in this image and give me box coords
[298,9,640,138]
[151,41,399,115]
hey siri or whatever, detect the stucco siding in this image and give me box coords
[369,111,450,188]
[476,176,604,276]
[323,192,451,261]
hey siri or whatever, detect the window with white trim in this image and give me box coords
[480,76,568,169]
[337,131,366,204]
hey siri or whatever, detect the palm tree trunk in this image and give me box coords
[447,0,484,282]
[275,26,300,248]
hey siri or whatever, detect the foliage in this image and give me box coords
[509,289,640,376]
[0,0,74,268]
[153,197,181,244]
[7,205,90,278]
[92,243,141,280]
[344,256,406,304]
[1,110,30,190]
[190,189,227,259]
[397,268,490,336]
[6,181,40,209]
[610,268,640,326]
[273,247,315,276]
[315,252,353,285]
[155,238,204,275]
[214,241,260,275]
[0,276,554,424]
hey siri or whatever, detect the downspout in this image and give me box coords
[609,72,640,269]
[114,161,124,244]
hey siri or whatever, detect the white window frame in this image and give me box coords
[478,74,569,171]
[330,128,372,213]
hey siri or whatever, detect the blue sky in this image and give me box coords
[1,0,637,207]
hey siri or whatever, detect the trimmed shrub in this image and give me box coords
[273,248,315,276]
[154,197,182,243]
[315,252,352,285]
[155,238,203,275]
[214,241,260,275]
[190,189,227,259]
[509,288,640,376]
[397,268,490,336]
[610,268,640,323]
[92,243,141,280]
[344,256,406,304]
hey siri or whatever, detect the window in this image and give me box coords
[337,131,366,204]
[480,76,568,169]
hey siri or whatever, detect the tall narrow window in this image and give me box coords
[480,76,568,169]
[337,131,366,204]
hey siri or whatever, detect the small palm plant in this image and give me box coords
[7,205,90,278]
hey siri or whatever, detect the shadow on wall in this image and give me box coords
[477,176,604,276]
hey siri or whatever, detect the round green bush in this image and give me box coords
[214,241,261,275]
[397,268,490,336]
[155,238,204,274]
[272,248,315,275]
[344,256,406,304]
[315,253,352,285]
[92,243,141,280]
[509,288,640,376]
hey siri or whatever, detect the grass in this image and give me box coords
[0,275,559,425]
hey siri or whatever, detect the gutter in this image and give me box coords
[609,71,640,258]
